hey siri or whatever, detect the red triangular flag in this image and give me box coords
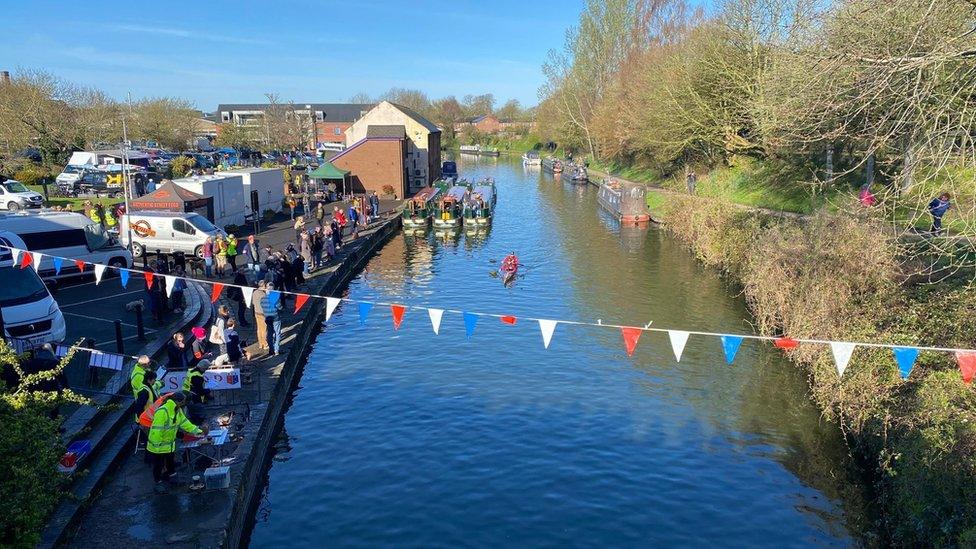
[211,283,224,303]
[774,337,799,350]
[621,327,643,357]
[500,315,517,325]
[143,271,154,289]
[20,251,32,269]
[294,293,310,314]
[391,304,406,330]
[75,259,86,273]
[957,351,976,384]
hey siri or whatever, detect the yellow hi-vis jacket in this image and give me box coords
[147,399,202,454]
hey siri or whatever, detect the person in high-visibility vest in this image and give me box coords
[145,391,205,492]
[182,359,212,423]
[132,370,159,424]
[130,355,152,398]
[104,206,117,228]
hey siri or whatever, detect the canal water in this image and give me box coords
[249,157,868,547]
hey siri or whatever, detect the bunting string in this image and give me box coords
[3,244,976,382]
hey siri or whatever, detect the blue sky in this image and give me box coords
[0,0,591,111]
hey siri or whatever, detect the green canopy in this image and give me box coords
[308,161,349,180]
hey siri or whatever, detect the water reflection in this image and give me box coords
[249,157,868,547]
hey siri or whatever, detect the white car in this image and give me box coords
[56,165,88,189]
[0,231,67,347]
[0,180,44,211]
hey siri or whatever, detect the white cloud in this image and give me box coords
[114,23,271,46]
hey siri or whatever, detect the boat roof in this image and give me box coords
[446,186,469,200]
[410,186,441,202]
[472,185,494,202]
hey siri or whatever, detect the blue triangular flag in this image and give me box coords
[463,312,478,339]
[358,302,373,325]
[267,290,281,311]
[894,347,919,379]
[119,269,129,289]
[721,335,743,364]
[52,256,63,275]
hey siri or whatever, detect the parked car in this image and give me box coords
[0,180,44,211]
[0,231,67,348]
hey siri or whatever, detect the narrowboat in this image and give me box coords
[401,186,441,230]
[459,145,501,157]
[570,165,588,183]
[522,151,541,166]
[464,181,495,229]
[432,185,468,230]
[597,178,651,225]
[541,157,563,174]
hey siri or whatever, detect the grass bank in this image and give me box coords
[657,194,976,545]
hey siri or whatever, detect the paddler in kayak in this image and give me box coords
[500,252,519,284]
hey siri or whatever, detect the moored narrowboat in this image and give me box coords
[542,157,563,174]
[402,186,442,230]
[464,181,495,229]
[597,178,651,225]
[433,185,468,230]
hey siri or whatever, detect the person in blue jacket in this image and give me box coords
[928,192,951,234]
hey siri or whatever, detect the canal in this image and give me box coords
[248,157,868,546]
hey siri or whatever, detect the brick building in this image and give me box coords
[215,103,373,149]
[345,101,441,192]
[330,125,409,198]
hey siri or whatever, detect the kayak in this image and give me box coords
[501,265,517,284]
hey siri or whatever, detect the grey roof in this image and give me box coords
[389,103,441,133]
[366,125,406,139]
[215,103,373,123]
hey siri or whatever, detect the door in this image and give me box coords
[171,218,197,253]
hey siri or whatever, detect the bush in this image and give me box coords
[170,156,195,178]
[13,164,51,187]
[0,341,87,545]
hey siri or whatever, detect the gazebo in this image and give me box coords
[308,161,350,198]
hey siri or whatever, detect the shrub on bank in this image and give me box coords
[660,194,976,544]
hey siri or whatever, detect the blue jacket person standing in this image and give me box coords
[928,192,951,234]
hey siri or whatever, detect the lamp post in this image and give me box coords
[121,94,134,250]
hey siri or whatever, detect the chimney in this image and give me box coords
[0,71,9,85]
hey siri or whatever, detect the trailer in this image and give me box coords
[172,174,247,228]
[228,167,285,218]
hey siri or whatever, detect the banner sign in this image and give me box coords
[162,368,242,391]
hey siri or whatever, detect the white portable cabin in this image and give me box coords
[172,174,246,228]
[227,167,285,218]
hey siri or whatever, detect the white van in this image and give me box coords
[0,211,132,280]
[0,232,67,348]
[119,211,225,258]
[0,180,45,211]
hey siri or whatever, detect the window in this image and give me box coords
[316,111,324,122]
[172,219,196,235]
[221,112,230,122]
[4,181,29,192]
[333,127,341,136]
[83,223,112,250]
[186,214,217,233]
[0,266,49,307]
[21,229,88,250]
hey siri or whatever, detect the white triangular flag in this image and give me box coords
[668,330,690,362]
[428,308,444,335]
[325,297,340,320]
[241,286,255,309]
[538,319,557,349]
[9,247,21,266]
[163,275,177,297]
[831,342,856,376]
[32,251,43,271]
[93,264,106,285]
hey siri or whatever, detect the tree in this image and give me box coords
[0,70,119,164]
[348,92,373,104]
[263,93,312,152]
[0,341,87,545]
[214,123,258,150]
[461,94,496,118]
[380,87,431,116]
[430,96,465,139]
[129,97,198,150]
[496,99,524,122]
